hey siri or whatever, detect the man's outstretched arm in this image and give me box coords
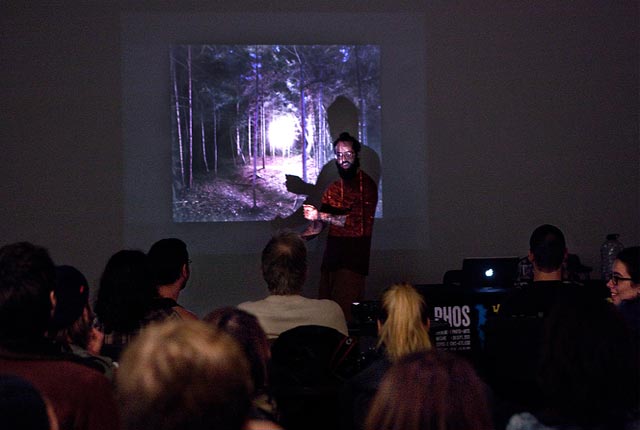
[303,204,347,227]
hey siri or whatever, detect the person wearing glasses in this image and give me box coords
[302,132,378,322]
[607,246,640,340]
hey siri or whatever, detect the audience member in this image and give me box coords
[482,224,609,425]
[0,242,120,430]
[499,224,573,318]
[116,319,253,430]
[146,238,198,321]
[204,307,281,430]
[341,283,432,430]
[507,293,640,430]
[48,265,115,380]
[238,231,347,338]
[94,249,155,361]
[269,324,359,430]
[607,246,640,340]
[365,350,493,430]
[0,374,59,430]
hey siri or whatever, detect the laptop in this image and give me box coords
[461,257,519,290]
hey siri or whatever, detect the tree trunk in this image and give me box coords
[187,45,193,188]
[248,112,252,158]
[213,107,218,175]
[200,109,209,173]
[172,53,185,187]
[252,48,260,208]
[355,46,365,144]
[261,104,266,170]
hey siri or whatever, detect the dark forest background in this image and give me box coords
[170,44,381,222]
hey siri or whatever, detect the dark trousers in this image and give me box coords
[319,269,365,323]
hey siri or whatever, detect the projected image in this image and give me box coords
[170,44,381,222]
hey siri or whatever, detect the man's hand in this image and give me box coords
[304,204,346,227]
[303,204,319,221]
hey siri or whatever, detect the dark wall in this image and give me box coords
[1,1,638,316]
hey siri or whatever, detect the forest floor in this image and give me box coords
[173,155,322,222]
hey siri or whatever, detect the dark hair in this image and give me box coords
[616,246,640,283]
[332,132,361,154]
[0,242,55,341]
[48,265,93,347]
[50,265,89,332]
[147,238,189,286]
[261,231,307,295]
[538,292,639,428]
[366,350,493,430]
[204,307,270,392]
[94,249,155,333]
[529,224,566,271]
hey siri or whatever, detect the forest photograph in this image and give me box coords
[170,44,381,223]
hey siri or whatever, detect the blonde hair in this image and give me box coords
[116,320,252,430]
[377,283,432,361]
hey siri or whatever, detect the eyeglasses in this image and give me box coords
[335,151,355,160]
[609,275,633,285]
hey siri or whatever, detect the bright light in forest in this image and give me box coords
[268,115,297,151]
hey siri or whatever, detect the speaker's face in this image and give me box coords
[335,141,356,170]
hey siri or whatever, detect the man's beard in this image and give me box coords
[337,157,360,180]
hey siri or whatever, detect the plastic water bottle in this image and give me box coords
[600,234,624,281]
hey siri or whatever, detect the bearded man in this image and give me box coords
[303,132,378,322]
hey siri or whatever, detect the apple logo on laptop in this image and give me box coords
[484,268,494,278]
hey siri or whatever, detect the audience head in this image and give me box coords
[147,238,189,288]
[94,249,154,334]
[607,246,640,305]
[365,350,493,430]
[528,224,567,274]
[377,283,432,361]
[538,292,639,428]
[116,320,252,430]
[0,374,59,430]
[204,307,270,393]
[50,265,89,332]
[49,265,97,349]
[0,242,55,342]
[261,231,307,295]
